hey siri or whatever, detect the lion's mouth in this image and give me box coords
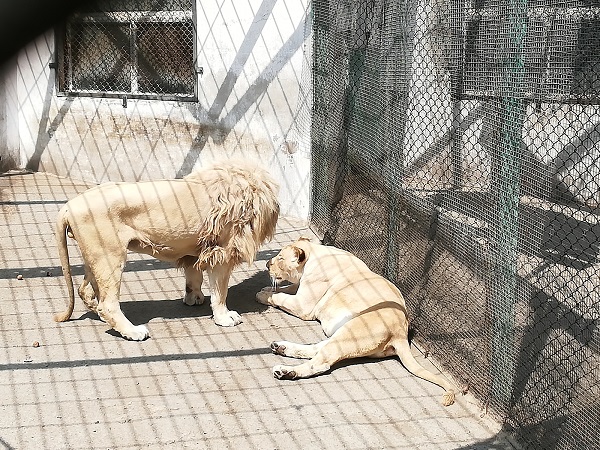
[270,269,293,291]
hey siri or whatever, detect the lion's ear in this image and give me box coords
[293,246,306,264]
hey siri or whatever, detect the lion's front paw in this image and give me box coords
[122,324,150,341]
[214,310,242,327]
[270,341,287,356]
[256,287,274,305]
[273,365,297,380]
[183,291,205,306]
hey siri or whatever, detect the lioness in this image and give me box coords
[55,160,279,341]
[256,238,455,406]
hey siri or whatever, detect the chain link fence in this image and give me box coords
[57,0,196,100]
[310,0,599,449]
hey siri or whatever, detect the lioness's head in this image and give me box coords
[266,239,310,284]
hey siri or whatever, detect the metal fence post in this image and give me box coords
[490,0,528,414]
[383,0,415,282]
[311,0,333,232]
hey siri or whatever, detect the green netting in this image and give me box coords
[310,1,600,449]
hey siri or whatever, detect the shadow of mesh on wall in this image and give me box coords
[309,1,600,449]
[56,0,197,101]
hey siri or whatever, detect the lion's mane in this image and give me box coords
[181,160,280,269]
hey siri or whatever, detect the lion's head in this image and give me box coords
[266,238,311,285]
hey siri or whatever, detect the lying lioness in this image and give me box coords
[55,160,279,341]
[256,238,455,406]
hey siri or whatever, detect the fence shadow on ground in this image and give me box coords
[69,270,273,328]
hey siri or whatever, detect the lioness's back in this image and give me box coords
[307,242,405,308]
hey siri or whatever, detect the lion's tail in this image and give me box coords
[54,205,75,322]
[394,338,456,406]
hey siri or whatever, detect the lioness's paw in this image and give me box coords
[214,310,242,327]
[123,324,150,341]
[183,291,205,306]
[256,287,274,305]
[270,341,287,356]
[273,365,297,380]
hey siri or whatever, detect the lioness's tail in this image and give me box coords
[54,205,75,322]
[394,338,456,406]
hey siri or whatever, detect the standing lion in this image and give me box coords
[55,160,279,340]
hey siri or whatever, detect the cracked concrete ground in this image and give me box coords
[0,171,516,449]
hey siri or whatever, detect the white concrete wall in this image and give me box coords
[0,57,19,171]
[9,0,311,218]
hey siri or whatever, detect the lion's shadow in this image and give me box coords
[77,270,272,325]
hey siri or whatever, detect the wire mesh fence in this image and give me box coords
[310,1,600,449]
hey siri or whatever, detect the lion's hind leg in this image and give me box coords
[272,314,391,380]
[270,340,326,359]
[78,266,98,313]
[83,240,149,341]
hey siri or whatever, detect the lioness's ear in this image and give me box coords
[293,246,306,264]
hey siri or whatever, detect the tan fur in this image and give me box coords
[256,238,455,406]
[55,160,279,340]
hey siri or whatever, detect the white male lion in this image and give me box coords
[55,160,279,341]
[257,237,455,406]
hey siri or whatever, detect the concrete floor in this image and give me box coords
[0,171,516,449]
